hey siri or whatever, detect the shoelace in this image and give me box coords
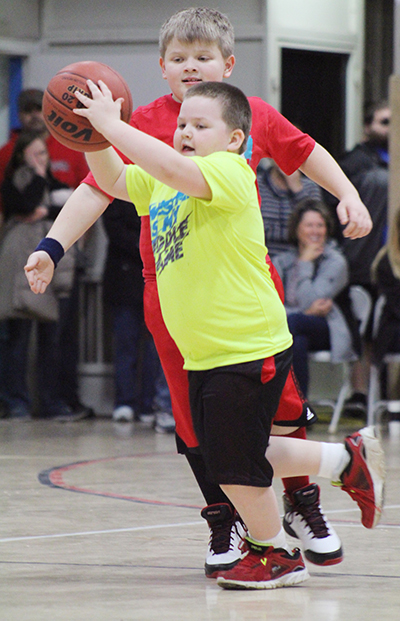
[209,519,236,554]
[297,502,330,538]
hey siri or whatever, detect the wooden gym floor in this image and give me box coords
[1,416,399,621]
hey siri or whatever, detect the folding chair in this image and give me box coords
[309,285,372,433]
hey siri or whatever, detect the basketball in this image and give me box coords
[42,61,133,152]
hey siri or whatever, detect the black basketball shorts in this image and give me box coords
[188,347,292,488]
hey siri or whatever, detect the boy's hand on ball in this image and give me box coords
[74,80,124,134]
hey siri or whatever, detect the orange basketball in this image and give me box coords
[42,61,133,152]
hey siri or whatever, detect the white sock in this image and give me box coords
[318,442,350,482]
[248,527,290,552]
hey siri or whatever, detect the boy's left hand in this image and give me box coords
[336,195,372,239]
[74,80,123,135]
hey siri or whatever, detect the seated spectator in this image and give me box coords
[273,198,358,398]
[257,160,322,258]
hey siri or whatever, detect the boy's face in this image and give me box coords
[160,38,235,103]
[174,95,243,157]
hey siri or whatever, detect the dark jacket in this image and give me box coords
[339,142,388,181]
[102,199,144,307]
[372,249,400,364]
[338,142,388,286]
[1,165,69,222]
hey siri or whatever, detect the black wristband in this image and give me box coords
[34,237,65,268]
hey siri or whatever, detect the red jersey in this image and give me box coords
[82,94,315,283]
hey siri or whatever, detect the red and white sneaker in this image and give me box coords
[334,426,385,528]
[216,539,309,590]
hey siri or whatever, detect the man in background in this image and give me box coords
[339,100,390,416]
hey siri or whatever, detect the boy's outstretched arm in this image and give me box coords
[299,142,372,239]
[74,80,211,200]
[25,183,110,293]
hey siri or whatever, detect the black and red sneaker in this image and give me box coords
[334,426,385,528]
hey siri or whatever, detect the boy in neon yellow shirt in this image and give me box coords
[25,79,384,589]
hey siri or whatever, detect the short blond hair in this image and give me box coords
[159,7,234,59]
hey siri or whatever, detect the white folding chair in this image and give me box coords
[367,295,400,425]
[309,285,372,433]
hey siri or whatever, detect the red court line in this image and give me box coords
[38,453,202,509]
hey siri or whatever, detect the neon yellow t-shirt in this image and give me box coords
[126,151,292,370]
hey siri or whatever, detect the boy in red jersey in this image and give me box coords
[28,7,371,575]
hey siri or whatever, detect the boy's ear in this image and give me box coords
[227,129,246,153]
[223,55,235,78]
[159,57,167,80]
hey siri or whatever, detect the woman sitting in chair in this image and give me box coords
[273,198,358,398]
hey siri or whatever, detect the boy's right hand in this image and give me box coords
[24,251,55,294]
[74,79,123,135]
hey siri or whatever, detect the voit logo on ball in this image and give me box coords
[45,109,94,144]
[45,83,93,144]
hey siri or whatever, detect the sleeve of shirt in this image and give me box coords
[125,164,154,215]
[250,98,316,174]
[191,153,256,213]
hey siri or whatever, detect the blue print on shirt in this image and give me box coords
[150,191,191,274]
[244,134,253,162]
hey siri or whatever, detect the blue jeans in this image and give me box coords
[112,304,161,414]
[56,274,80,408]
[0,321,10,409]
[154,365,172,413]
[3,318,63,416]
[287,313,330,398]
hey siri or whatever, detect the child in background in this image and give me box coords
[25,79,384,590]
[24,7,372,575]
